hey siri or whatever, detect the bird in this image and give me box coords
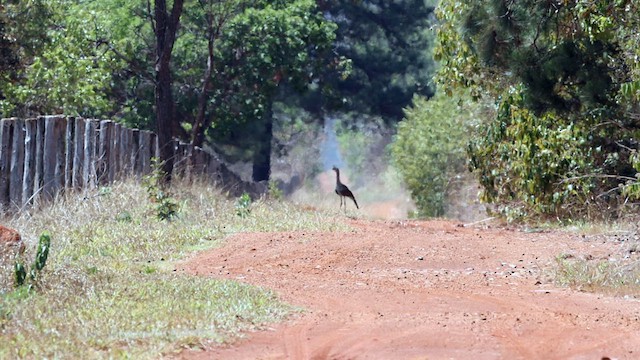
[332,166,359,211]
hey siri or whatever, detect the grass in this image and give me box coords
[554,254,640,297]
[518,218,640,297]
[0,177,348,359]
[553,218,640,297]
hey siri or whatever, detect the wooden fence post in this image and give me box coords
[193,147,207,175]
[109,122,119,182]
[0,119,15,208]
[117,124,130,178]
[42,115,66,200]
[173,142,186,179]
[131,129,141,176]
[139,130,151,175]
[97,120,113,184]
[64,116,75,188]
[33,116,45,200]
[82,120,98,189]
[10,118,25,208]
[22,118,37,206]
[72,117,85,189]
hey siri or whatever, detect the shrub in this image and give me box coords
[235,193,252,218]
[142,158,180,221]
[391,91,484,217]
[14,232,51,290]
[468,87,637,221]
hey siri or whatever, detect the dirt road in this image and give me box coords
[176,219,640,359]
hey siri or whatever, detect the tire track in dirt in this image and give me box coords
[172,219,640,359]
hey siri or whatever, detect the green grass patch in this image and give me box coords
[0,178,346,358]
[554,253,640,297]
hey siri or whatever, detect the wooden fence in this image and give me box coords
[0,115,263,212]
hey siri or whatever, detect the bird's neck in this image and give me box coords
[335,170,341,185]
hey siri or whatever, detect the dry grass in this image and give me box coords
[554,254,640,297]
[553,221,640,297]
[0,177,348,359]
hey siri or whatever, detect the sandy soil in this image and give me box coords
[173,218,640,360]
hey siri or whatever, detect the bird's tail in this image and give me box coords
[351,196,359,209]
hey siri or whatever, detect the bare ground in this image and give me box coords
[173,218,640,359]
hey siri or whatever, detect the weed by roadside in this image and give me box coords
[554,228,640,297]
[0,177,346,358]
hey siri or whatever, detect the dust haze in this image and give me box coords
[271,115,485,221]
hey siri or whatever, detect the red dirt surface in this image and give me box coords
[174,219,640,359]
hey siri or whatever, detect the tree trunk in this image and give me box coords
[155,61,176,179]
[154,0,184,180]
[252,102,273,182]
[191,35,215,148]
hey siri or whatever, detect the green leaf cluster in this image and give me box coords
[391,91,482,217]
[320,0,438,121]
[434,0,640,219]
[14,232,51,290]
[142,159,180,221]
[235,192,252,218]
[469,87,598,220]
[209,0,337,131]
[0,0,124,118]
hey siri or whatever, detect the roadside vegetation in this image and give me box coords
[428,0,640,221]
[0,177,347,358]
[555,254,640,297]
[2,0,640,339]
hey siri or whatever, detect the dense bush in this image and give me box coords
[468,88,600,220]
[434,0,640,220]
[391,91,485,217]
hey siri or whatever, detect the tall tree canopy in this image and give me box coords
[206,0,338,181]
[0,0,339,182]
[319,0,437,121]
[435,0,640,219]
[0,0,442,185]
[0,0,118,117]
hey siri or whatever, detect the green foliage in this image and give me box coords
[434,0,640,220]
[207,0,338,141]
[0,0,122,118]
[34,232,51,272]
[13,232,51,290]
[622,151,640,200]
[13,262,26,288]
[268,181,284,201]
[235,193,252,218]
[391,91,481,217]
[319,0,438,120]
[142,159,180,221]
[469,88,599,220]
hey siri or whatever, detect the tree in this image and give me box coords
[0,1,118,118]
[434,0,640,219]
[318,0,437,121]
[2,0,338,183]
[152,0,184,179]
[0,15,19,75]
[391,91,484,217]
[91,0,338,182]
[181,0,249,148]
[205,0,338,181]
[0,13,19,104]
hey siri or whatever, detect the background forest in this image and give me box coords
[1,0,640,221]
